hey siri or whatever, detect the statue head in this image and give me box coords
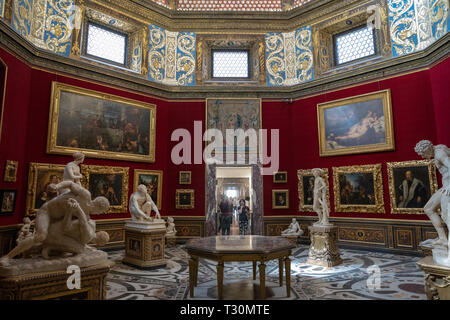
[137,184,147,195]
[73,152,85,163]
[168,216,174,223]
[291,218,297,223]
[415,140,434,159]
[312,168,323,177]
[92,196,110,214]
[23,217,31,224]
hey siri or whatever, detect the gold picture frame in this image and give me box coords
[297,168,330,212]
[273,171,287,183]
[4,160,18,182]
[332,164,385,213]
[272,189,289,209]
[47,82,157,163]
[317,89,395,157]
[179,171,192,184]
[26,163,65,217]
[133,169,163,210]
[81,165,129,214]
[176,189,195,209]
[387,160,438,214]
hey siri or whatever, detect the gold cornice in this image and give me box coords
[263,215,433,224]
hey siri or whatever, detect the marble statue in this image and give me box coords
[166,216,177,236]
[312,168,330,226]
[60,152,85,195]
[415,140,450,266]
[0,180,110,268]
[16,217,34,245]
[129,184,161,222]
[281,218,303,236]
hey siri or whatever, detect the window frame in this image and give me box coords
[211,49,251,80]
[84,21,129,68]
[333,24,378,67]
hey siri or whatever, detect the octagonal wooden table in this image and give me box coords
[185,235,295,300]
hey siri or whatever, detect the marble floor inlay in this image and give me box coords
[106,246,426,300]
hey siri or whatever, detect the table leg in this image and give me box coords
[278,257,283,286]
[217,261,224,300]
[259,261,266,299]
[252,261,257,280]
[189,257,195,297]
[285,256,291,297]
[193,257,199,287]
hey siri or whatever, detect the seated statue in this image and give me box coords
[0,181,110,266]
[281,218,303,236]
[129,184,161,222]
[166,216,177,236]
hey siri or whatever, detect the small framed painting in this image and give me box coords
[176,189,195,209]
[272,190,289,209]
[4,160,18,182]
[273,171,287,183]
[179,171,192,185]
[0,190,17,215]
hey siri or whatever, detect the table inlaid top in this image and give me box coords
[185,235,295,254]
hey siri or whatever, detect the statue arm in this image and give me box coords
[130,195,147,218]
[68,165,83,180]
[56,181,83,195]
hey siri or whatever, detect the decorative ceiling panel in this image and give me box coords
[149,0,314,11]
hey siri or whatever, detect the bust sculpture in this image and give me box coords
[415,140,450,266]
[281,218,303,236]
[166,216,177,236]
[0,180,110,267]
[312,168,330,226]
[129,184,161,222]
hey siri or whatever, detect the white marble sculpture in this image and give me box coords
[312,168,331,226]
[16,217,34,245]
[129,184,161,222]
[0,181,110,274]
[60,152,85,194]
[415,140,450,266]
[166,216,177,236]
[281,218,303,236]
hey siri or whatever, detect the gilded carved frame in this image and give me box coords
[176,189,195,209]
[297,168,330,212]
[387,160,438,214]
[3,160,18,182]
[272,189,289,209]
[47,82,156,163]
[273,171,288,183]
[179,171,192,185]
[81,164,129,214]
[332,164,385,213]
[133,169,163,210]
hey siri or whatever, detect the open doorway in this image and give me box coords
[216,167,252,235]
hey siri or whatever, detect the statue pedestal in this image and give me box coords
[166,235,177,247]
[306,224,342,267]
[417,256,450,300]
[123,220,166,269]
[0,262,111,300]
[282,235,299,246]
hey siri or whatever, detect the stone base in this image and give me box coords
[123,223,166,269]
[306,224,342,267]
[417,256,450,300]
[419,239,435,257]
[166,236,177,247]
[0,262,111,300]
[282,235,299,246]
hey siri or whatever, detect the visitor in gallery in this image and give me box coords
[237,199,250,235]
[219,196,232,235]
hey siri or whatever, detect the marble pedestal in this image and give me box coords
[166,235,177,247]
[417,256,450,300]
[0,262,110,300]
[123,220,166,269]
[283,235,299,246]
[306,224,342,267]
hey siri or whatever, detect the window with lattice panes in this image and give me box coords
[212,50,250,79]
[334,25,376,65]
[86,22,128,66]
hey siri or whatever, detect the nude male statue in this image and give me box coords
[129,184,161,221]
[60,152,85,194]
[312,168,330,225]
[415,140,450,247]
[281,218,302,236]
[0,181,109,265]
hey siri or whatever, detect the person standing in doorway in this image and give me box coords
[238,199,250,235]
[219,196,232,235]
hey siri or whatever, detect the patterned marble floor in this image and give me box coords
[106,246,426,300]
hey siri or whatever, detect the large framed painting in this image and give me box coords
[332,164,385,213]
[0,190,17,216]
[47,82,157,163]
[387,160,438,214]
[176,189,195,209]
[272,190,289,209]
[206,98,262,154]
[26,163,65,217]
[81,165,129,213]
[133,169,163,210]
[297,168,330,212]
[317,89,394,157]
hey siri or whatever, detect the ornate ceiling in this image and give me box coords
[148,0,313,11]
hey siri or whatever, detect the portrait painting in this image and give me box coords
[0,190,17,215]
[176,189,194,209]
[206,98,261,154]
[318,90,394,157]
[297,168,330,212]
[273,171,287,183]
[3,160,18,182]
[387,160,438,214]
[333,164,385,213]
[272,190,289,209]
[47,82,156,163]
[179,171,192,185]
[81,165,129,213]
[26,163,65,216]
[134,169,163,209]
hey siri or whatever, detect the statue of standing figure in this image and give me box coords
[415,140,450,265]
[129,184,161,222]
[60,152,85,194]
[312,168,330,226]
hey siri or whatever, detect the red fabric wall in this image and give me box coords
[0,45,448,226]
